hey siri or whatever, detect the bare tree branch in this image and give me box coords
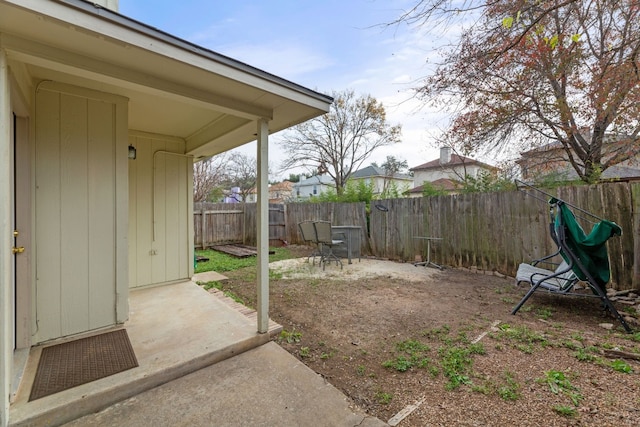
[400,0,640,183]
[279,90,402,194]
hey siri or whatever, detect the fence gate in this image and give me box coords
[269,204,286,246]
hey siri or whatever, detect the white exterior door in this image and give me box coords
[34,83,128,343]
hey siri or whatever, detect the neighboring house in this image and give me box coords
[268,180,294,203]
[516,137,640,182]
[224,187,243,203]
[0,1,331,424]
[293,174,335,199]
[347,165,413,196]
[405,178,461,197]
[246,181,294,203]
[406,147,498,197]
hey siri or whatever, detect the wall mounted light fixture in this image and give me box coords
[128,144,137,160]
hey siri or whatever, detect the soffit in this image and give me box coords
[0,0,332,158]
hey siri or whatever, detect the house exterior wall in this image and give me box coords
[414,164,483,184]
[518,146,640,180]
[295,183,329,198]
[33,82,129,343]
[293,176,334,199]
[128,131,193,289]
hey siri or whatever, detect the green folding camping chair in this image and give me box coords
[512,182,631,333]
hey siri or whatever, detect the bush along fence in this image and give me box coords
[195,182,639,291]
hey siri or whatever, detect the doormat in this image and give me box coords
[29,329,138,401]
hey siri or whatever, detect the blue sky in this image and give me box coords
[120,0,448,178]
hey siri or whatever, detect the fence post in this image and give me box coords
[632,183,640,289]
[201,207,206,249]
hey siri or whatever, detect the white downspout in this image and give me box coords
[256,119,269,333]
[0,47,12,427]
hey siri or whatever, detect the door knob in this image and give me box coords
[12,246,25,254]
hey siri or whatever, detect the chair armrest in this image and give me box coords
[530,248,562,267]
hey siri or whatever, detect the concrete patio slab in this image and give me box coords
[9,281,272,427]
[192,271,229,283]
[64,342,386,427]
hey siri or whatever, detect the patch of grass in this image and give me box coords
[421,324,451,340]
[520,305,533,312]
[610,359,633,373]
[320,351,335,359]
[222,290,245,305]
[493,324,548,352]
[383,356,414,372]
[396,339,430,353]
[574,347,600,363]
[471,382,492,395]
[375,391,393,405]
[199,280,221,291]
[497,371,520,401]
[194,247,293,273]
[535,307,553,320]
[279,329,302,344]
[382,339,431,372]
[570,332,584,342]
[562,340,580,351]
[299,347,310,358]
[356,365,366,376]
[439,345,473,390]
[501,297,515,304]
[540,370,582,406]
[468,343,486,355]
[626,332,640,342]
[553,405,578,417]
[269,269,284,280]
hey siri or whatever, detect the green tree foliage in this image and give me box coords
[311,180,375,204]
[460,171,516,194]
[398,0,640,183]
[279,89,402,195]
[421,182,448,197]
[380,155,411,196]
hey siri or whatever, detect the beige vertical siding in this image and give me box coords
[128,131,191,288]
[34,82,127,343]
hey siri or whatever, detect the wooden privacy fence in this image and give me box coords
[285,202,369,254]
[369,182,637,291]
[195,182,638,291]
[194,202,286,248]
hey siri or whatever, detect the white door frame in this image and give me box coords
[13,113,31,350]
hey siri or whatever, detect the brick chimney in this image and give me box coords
[93,0,119,12]
[439,147,452,164]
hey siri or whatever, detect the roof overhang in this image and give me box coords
[0,0,332,158]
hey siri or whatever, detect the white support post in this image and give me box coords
[256,119,269,333]
[0,47,12,427]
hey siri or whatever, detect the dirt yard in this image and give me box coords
[216,246,640,426]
